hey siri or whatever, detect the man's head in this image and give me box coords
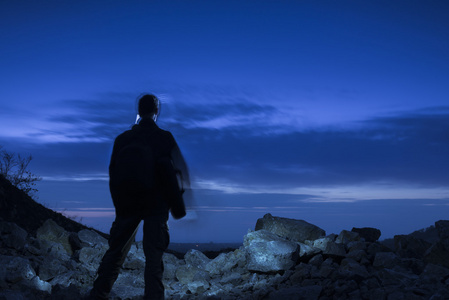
[138,94,160,119]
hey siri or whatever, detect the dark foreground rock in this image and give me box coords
[1,212,449,299]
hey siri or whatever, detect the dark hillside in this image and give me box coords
[0,174,107,238]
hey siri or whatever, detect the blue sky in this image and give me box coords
[1,1,448,242]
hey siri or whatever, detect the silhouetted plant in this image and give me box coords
[0,146,41,198]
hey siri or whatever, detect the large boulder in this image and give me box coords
[36,219,72,256]
[297,242,322,261]
[78,247,106,271]
[110,272,145,299]
[244,229,299,273]
[255,213,325,242]
[184,249,211,269]
[0,256,36,283]
[206,251,240,276]
[163,253,182,281]
[394,234,432,259]
[311,237,346,259]
[336,230,360,244]
[37,258,68,281]
[373,252,400,269]
[175,264,209,285]
[436,220,449,247]
[351,227,381,242]
[78,229,108,250]
[424,241,449,268]
[123,244,145,270]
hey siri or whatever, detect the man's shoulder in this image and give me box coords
[115,125,174,143]
[156,127,174,139]
[115,128,134,141]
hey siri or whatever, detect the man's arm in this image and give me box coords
[170,143,190,189]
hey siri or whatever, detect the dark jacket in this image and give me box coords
[109,118,186,218]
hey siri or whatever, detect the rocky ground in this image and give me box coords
[1,214,449,299]
[1,176,449,299]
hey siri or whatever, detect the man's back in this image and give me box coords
[109,118,176,217]
[90,93,186,300]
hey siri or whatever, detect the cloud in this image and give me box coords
[2,88,448,195]
[42,174,109,182]
[0,93,137,145]
[177,105,449,191]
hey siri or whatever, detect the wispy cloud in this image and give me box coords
[195,177,449,202]
[2,88,448,195]
[42,174,109,182]
[0,93,135,144]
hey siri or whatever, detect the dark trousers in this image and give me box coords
[90,214,169,300]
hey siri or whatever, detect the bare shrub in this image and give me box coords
[0,146,41,198]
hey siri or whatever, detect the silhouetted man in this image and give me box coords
[89,94,188,300]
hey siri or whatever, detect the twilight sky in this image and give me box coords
[1,1,448,242]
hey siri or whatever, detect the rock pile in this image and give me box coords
[1,213,449,299]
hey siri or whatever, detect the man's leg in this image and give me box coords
[90,215,141,299]
[142,216,169,300]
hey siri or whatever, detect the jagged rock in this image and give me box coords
[298,242,322,261]
[68,232,83,252]
[244,229,299,273]
[78,247,105,271]
[308,254,324,267]
[420,263,449,281]
[123,255,145,270]
[38,257,68,281]
[219,272,243,285]
[111,272,145,299]
[175,264,205,285]
[351,227,381,242]
[205,249,246,276]
[366,241,393,259]
[255,213,325,242]
[184,248,210,269]
[435,220,449,239]
[375,268,419,287]
[394,234,432,259]
[163,253,182,280]
[37,219,73,255]
[347,240,367,252]
[187,279,210,294]
[339,258,370,281]
[0,255,52,294]
[123,245,145,270]
[78,229,108,249]
[23,275,52,293]
[423,241,449,268]
[288,263,312,284]
[0,221,28,251]
[0,255,35,283]
[346,249,369,263]
[49,270,78,288]
[398,257,426,275]
[312,237,346,259]
[336,230,360,245]
[39,239,71,261]
[373,252,400,269]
